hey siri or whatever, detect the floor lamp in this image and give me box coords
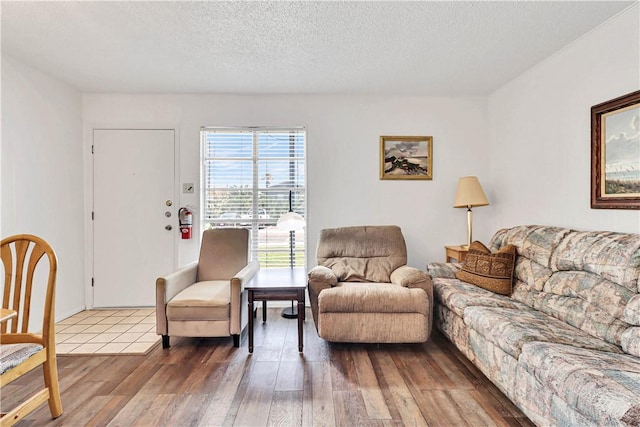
[453,176,489,249]
[277,191,305,318]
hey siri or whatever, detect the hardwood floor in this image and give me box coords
[4,308,534,427]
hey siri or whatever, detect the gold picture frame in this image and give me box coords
[380,135,433,180]
[591,90,640,209]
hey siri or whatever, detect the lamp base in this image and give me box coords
[281,305,298,319]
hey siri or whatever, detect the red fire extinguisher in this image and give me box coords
[178,207,193,239]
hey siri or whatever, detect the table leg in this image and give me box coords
[248,292,254,353]
[297,294,304,353]
[262,301,267,322]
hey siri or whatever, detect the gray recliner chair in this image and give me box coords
[156,228,259,348]
[307,225,433,343]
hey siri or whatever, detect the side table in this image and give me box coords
[445,245,468,263]
[246,267,307,353]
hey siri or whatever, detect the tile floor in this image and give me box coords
[55,308,160,355]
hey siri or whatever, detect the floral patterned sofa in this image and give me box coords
[428,225,640,426]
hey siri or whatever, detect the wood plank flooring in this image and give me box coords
[4,308,534,426]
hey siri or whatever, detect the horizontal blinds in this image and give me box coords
[202,128,306,268]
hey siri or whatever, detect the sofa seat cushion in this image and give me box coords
[167,280,230,321]
[519,341,640,426]
[318,282,428,314]
[463,306,622,359]
[433,278,529,318]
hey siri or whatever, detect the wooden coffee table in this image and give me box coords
[246,267,307,353]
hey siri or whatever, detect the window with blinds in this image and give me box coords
[201,127,306,268]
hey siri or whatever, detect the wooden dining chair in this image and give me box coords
[0,234,63,426]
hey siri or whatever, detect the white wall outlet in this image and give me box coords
[182,183,195,194]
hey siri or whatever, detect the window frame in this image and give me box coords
[200,126,307,269]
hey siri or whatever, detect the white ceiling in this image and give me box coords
[1,1,635,96]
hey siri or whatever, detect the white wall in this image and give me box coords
[488,5,640,234]
[83,94,490,270]
[1,55,85,322]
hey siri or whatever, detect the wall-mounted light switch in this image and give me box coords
[182,183,195,194]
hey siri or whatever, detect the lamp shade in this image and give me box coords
[277,212,306,231]
[453,176,490,208]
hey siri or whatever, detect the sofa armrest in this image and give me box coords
[307,266,337,328]
[156,262,198,335]
[229,260,260,335]
[427,262,462,279]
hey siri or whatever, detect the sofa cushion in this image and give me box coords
[550,230,640,292]
[463,306,622,359]
[455,241,516,295]
[511,278,631,347]
[518,341,640,426]
[167,280,230,321]
[433,278,529,318]
[427,262,461,279]
[543,271,633,320]
[624,295,640,326]
[490,225,571,269]
[514,257,552,291]
[318,282,428,314]
[622,327,640,357]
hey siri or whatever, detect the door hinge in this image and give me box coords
[91,145,94,154]
[92,211,95,220]
[91,277,94,287]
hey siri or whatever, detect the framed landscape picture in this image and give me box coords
[591,90,640,209]
[380,135,433,180]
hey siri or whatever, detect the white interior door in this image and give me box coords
[93,129,176,307]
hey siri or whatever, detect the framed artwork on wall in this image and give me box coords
[591,89,640,209]
[380,135,433,180]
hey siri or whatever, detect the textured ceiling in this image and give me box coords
[1,1,635,95]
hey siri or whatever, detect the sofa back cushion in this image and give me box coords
[316,225,407,283]
[489,225,640,350]
[550,230,640,292]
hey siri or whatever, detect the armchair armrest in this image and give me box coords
[229,260,260,335]
[391,266,433,326]
[307,265,337,328]
[232,260,260,288]
[427,262,462,279]
[156,262,198,302]
[308,265,337,287]
[391,265,431,290]
[156,262,198,335]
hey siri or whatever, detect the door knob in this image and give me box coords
[165,225,173,231]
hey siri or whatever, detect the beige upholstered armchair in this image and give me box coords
[308,225,433,343]
[156,228,259,348]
